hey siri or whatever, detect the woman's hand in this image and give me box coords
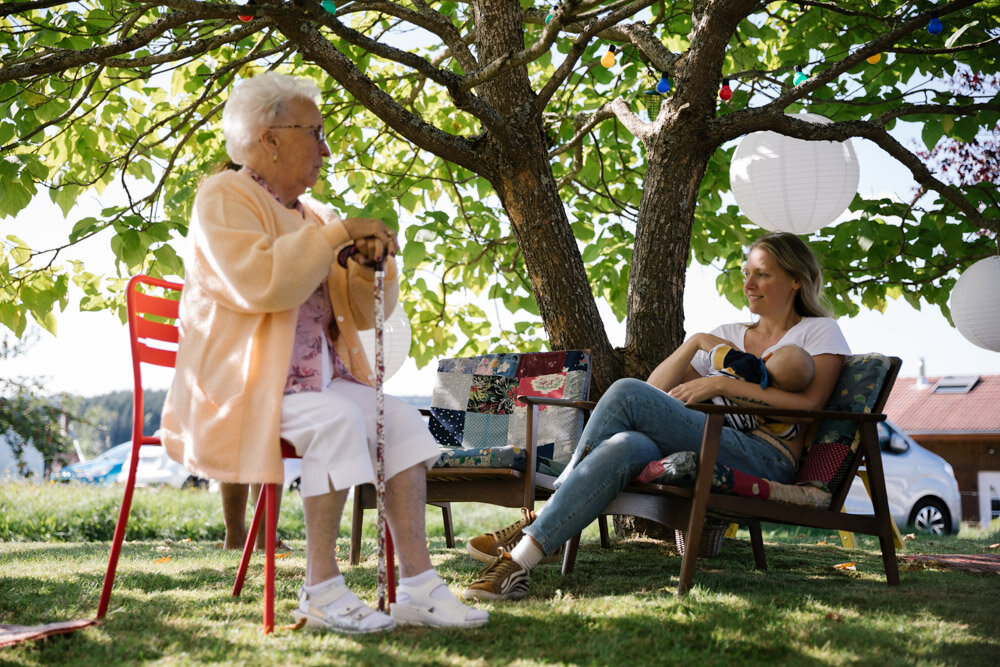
[341,217,399,264]
[686,332,734,353]
[667,376,727,405]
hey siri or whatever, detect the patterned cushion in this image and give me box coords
[795,353,892,493]
[634,353,892,508]
[429,350,591,472]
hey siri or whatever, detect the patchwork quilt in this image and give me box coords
[428,350,591,472]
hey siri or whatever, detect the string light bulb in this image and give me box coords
[656,74,671,94]
[236,0,253,21]
[866,53,882,64]
[719,79,733,101]
[601,45,617,68]
[927,18,943,35]
[793,66,808,85]
[545,13,553,24]
[322,0,337,13]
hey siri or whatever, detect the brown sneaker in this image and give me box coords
[466,508,535,563]
[466,508,564,564]
[463,550,530,601]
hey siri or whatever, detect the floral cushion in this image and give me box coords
[634,353,892,508]
[429,350,591,472]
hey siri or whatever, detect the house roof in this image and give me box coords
[884,374,1000,435]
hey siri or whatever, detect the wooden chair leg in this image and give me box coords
[748,521,767,571]
[350,486,364,565]
[433,502,455,549]
[598,515,611,548]
[561,534,581,575]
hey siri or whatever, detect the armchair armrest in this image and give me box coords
[520,396,597,411]
[688,402,887,423]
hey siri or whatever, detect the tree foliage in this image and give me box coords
[2,0,998,393]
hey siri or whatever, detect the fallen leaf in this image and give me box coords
[988,543,999,550]
[153,556,171,564]
[282,618,307,631]
[817,540,828,545]
[833,562,856,570]
[903,533,917,542]
[826,612,842,622]
[182,538,192,543]
[275,553,290,559]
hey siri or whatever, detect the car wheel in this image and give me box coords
[909,498,952,536]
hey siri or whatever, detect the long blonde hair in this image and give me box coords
[749,233,832,318]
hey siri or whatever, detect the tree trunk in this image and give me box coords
[624,127,714,379]
[474,0,622,394]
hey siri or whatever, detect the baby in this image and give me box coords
[708,343,815,434]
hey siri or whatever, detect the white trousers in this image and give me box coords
[280,378,440,498]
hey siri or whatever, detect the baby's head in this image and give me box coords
[764,345,815,392]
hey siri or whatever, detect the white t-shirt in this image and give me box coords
[690,317,851,378]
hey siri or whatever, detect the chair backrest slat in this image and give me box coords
[136,342,177,369]
[134,315,180,345]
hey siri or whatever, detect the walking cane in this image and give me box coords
[373,259,395,612]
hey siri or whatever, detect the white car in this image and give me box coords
[118,444,207,489]
[843,419,961,535]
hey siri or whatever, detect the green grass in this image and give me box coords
[1,482,999,666]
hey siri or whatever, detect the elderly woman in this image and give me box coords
[161,73,487,633]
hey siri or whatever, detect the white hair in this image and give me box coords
[222,72,321,165]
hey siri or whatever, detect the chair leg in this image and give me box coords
[233,485,267,597]
[350,486,364,566]
[435,502,455,549]
[748,521,767,571]
[96,449,141,619]
[561,534,581,575]
[385,527,396,608]
[264,484,276,634]
[598,515,611,548]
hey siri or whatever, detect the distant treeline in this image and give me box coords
[73,390,429,456]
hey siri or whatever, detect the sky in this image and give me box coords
[3,126,999,399]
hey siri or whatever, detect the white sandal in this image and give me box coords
[292,580,394,635]
[391,574,489,628]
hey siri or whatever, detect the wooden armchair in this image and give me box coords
[351,350,592,563]
[556,353,902,594]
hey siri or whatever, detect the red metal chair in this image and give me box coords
[97,274,395,634]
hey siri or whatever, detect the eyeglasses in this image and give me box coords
[268,124,326,143]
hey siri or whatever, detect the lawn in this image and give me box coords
[1,482,998,666]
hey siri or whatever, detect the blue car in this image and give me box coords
[51,442,132,485]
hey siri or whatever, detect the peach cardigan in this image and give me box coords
[161,170,398,484]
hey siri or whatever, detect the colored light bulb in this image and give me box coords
[545,13,553,24]
[866,53,882,65]
[322,0,337,13]
[655,74,670,94]
[793,66,807,85]
[601,45,617,68]
[238,14,253,22]
[927,18,943,35]
[719,80,733,101]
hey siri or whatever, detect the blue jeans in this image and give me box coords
[524,378,797,555]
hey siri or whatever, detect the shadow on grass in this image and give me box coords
[2,535,998,665]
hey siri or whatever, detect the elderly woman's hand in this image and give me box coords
[342,217,399,265]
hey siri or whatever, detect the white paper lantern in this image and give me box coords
[730,112,859,234]
[950,256,1000,352]
[358,305,413,379]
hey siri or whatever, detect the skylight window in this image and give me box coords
[932,376,980,394]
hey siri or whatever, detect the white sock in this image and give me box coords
[510,534,545,570]
[397,568,452,604]
[304,574,346,596]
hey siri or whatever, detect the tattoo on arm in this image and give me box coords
[729,394,773,408]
